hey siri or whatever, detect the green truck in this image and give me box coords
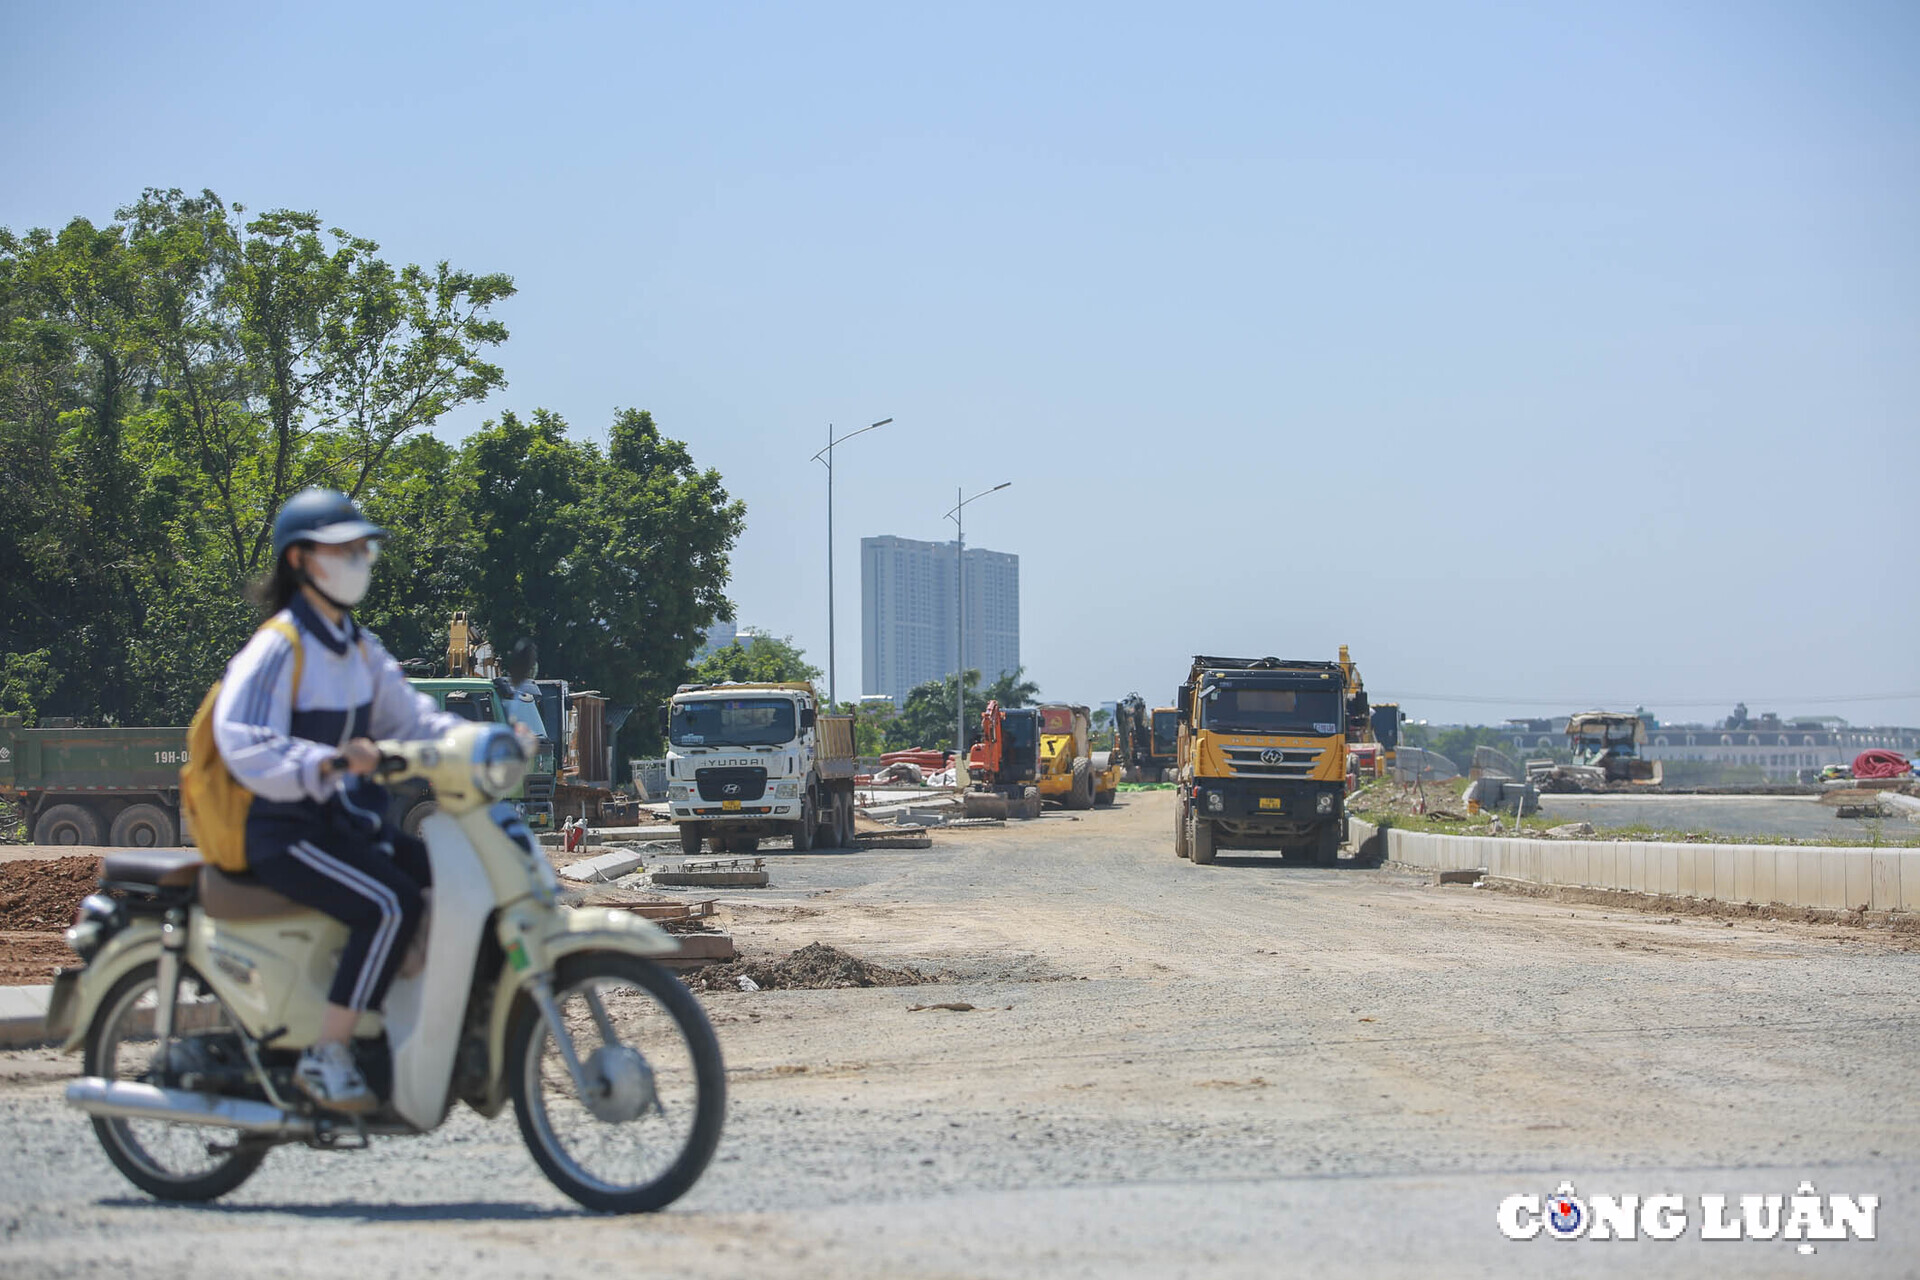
[1,677,556,847]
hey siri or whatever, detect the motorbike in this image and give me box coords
[46,721,726,1213]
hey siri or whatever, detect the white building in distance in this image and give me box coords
[860,535,1019,707]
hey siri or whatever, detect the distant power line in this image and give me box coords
[1374,691,1920,708]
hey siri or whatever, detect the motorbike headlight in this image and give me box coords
[473,727,528,799]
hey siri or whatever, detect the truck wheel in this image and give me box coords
[678,825,703,856]
[1314,823,1341,867]
[1174,795,1190,859]
[792,796,815,852]
[1187,809,1216,865]
[35,803,103,847]
[837,794,856,846]
[1093,784,1115,808]
[108,803,177,848]
[399,800,441,838]
[1066,760,1093,810]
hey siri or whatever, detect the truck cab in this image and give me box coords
[400,677,556,831]
[1174,655,1353,866]
[662,682,856,854]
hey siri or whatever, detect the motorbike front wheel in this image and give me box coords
[83,961,270,1201]
[509,952,726,1213]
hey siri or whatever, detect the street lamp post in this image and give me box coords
[811,417,892,709]
[944,481,1012,770]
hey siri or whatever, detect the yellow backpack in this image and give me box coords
[180,618,305,872]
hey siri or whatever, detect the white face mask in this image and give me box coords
[305,545,377,608]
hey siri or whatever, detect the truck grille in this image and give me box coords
[695,766,767,802]
[1223,746,1323,778]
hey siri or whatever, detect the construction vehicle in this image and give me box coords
[1173,653,1357,866]
[1033,704,1119,809]
[661,681,856,854]
[1527,712,1663,792]
[962,700,1043,819]
[1113,694,1179,783]
[397,678,553,833]
[1,716,192,846]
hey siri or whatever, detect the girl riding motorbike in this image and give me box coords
[212,488,466,1112]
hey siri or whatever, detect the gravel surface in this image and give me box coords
[2,793,1915,1277]
[1539,793,1918,840]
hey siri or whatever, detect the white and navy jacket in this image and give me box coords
[212,595,463,824]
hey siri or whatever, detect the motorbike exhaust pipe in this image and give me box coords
[65,1077,312,1136]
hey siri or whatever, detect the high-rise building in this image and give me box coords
[861,535,1019,706]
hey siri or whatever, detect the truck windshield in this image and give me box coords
[1151,710,1179,754]
[443,691,496,722]
[671,698,796,748]
[1198,683,1341,735]
[506,695,547,739]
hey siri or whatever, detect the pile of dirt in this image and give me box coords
[0,857,100,931]
[682,942,934,993]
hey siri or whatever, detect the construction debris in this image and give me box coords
[651,857,770,888]
[680,942,935,992]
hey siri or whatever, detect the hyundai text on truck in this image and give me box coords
[661,682,857,854]
[1173,653,1364,866]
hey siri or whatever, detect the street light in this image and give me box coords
[811,417,892,708]
[944,480,1012,772]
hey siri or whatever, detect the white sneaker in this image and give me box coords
[294,1042,376,1113]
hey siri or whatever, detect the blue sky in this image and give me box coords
[6,1,1916,726]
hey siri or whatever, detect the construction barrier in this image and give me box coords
[1349,819,1920,913]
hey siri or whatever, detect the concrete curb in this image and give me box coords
[1350,818,1920,912]
[0,984,53,1050]
[560,849,649,882]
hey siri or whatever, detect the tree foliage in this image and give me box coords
[690,635,821,687]
[1,192,743,767]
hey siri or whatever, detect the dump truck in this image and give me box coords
[1,716,191,846]
[1173,654,1357,866]
[397,677,555,832]
[1527,712,1663,792]
[1114,694,1179,783]
[661,681,856,854]
[1034,703,1119,809]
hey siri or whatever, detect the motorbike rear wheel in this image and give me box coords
[509,952,726,1213]
[83,961,270,1202]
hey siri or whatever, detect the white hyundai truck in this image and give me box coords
[660,681,858,854]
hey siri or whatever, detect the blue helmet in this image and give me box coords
[271,488,386,560]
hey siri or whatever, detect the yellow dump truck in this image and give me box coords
[1173,654,1357,866]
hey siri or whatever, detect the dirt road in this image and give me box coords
[3,792,1916,1277]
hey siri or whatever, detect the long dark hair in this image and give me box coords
[249,547,306,618]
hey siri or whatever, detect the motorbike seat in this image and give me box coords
[198,866,308,921]
[100,848,203,889]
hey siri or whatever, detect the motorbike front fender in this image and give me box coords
[474,906,685,1117]
[58,922,164,1053]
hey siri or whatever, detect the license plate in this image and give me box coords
[1258,797,1286,811]
[722,799,742,811]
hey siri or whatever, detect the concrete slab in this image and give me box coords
[1775,846,1801,907]
[1713,846,1736,901]
[1870,850,1903,912]
[1818,850,1848,910]
[1901,851,1920,913]
[1752,844,1777,905]
[560,849,648,882]
[1843,849,1872,913]
[0,984,52,1049]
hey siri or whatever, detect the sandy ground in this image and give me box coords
[2,792,1916,1277]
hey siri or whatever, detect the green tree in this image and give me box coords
[982,665,1040,709]
[0,189,511,726]
[690,635,821,686]
[460,407,745,761]
[885,670,985,753]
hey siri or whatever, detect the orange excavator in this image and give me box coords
[963,701,1043,818]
